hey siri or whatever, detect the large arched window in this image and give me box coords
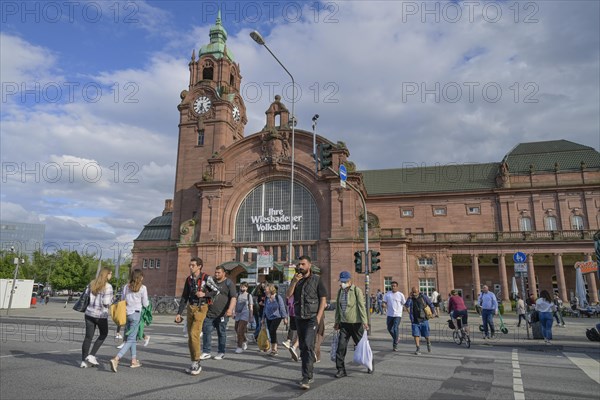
[235,180,319,243]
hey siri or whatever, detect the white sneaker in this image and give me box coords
[185,361,200,374]
[190,361,201,376]
[85,355,99,366]
[235,347,243,354]
[214,353,225,360]
[282,340,291,349]
[115,333,123,340]
[80,360,91,368]
[117,343,125,349]
[143,336,150,347]
[242,342,248,350]
[200,353,212,360]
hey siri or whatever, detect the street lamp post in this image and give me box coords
[250,30,297,269]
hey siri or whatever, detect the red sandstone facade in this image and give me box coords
[132,19,600,309]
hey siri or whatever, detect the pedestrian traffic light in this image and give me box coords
[319,143,333,170]
[354,251,362,273]
[370,250,381,272]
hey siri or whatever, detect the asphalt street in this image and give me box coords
[1,299,599,399]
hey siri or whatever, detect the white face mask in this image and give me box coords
[341,282,349,289]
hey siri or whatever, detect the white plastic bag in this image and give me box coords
[330,331,340,362]
[352,331,373,371]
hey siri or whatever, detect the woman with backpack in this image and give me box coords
[262,283,288,356]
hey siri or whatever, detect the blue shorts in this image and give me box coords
[411,321,430,337]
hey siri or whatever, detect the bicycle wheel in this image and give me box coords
[452,330,462,345]
[156,301,167,314]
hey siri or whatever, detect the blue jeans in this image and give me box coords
[539,311,553,340]
[202,316,228,354]
[117,311,140,359]
[386,316,401,346]
[481,309,495,337]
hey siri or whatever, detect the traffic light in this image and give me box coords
[319,143,333,170]
[370,250,381,272]
[354,251,362,273]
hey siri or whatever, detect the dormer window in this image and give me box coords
[230,73,235,87]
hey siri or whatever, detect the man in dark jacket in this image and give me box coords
[405,287,435,355]
[175,257,209,376]
[286,255,327,390]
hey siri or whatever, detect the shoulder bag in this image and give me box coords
[73,287,90,312]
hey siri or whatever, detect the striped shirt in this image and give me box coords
[85,283,113,319]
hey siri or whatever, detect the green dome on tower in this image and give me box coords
[199,10,235,61]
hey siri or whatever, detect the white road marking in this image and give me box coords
[0,348,79,358]
[512,348,525,400]
[564,352,600,385]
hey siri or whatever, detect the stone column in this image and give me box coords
[447,253,455,293]
[527,253,537,299]
[471,254,481,297]
[585,254,599,303]
[399,243,409,297]
[498,253,511,310]
[554,253,568,303]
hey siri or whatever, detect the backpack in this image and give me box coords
[585,327,600,342]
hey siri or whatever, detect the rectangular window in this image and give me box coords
[197,129,205,146]
[142,259,148,269]
[272,246,278,262]
[433,207,447,216]
[467,205,481,215]
[415,228,424,234]
[155,259,160,269]
[418,257,434,267]
[149,259,155,269]
[384,276,393,292]
[404,228,412,234]
[401,208,414,218]
[520,217,532,232]
[419,278,436,297]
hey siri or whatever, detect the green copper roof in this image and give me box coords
[503,140,600,173]
[199,11,234,61]
[135,213,172,241]
[361,163,500,195]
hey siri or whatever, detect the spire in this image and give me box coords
[198,12,234,61]
[209,10,227,44]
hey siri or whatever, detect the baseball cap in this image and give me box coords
[339,271,351,282]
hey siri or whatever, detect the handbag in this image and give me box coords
[257,325,270,352]
[330,331,340,362]
[110,300,127,326]
[420,296,432,320]
[352,331,373,371]
[73,287,90,312]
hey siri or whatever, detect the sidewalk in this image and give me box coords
[2,298,599,350]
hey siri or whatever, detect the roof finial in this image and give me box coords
[216,9,222,25]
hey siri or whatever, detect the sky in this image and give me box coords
[1,0,599,261]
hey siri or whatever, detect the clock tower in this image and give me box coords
[171,12,247,239]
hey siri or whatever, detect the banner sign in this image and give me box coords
[575,261,598,274]
[250,208,302,232]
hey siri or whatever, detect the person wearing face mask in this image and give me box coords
[333,271,369,378]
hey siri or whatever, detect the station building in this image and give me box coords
[132,16,600,308]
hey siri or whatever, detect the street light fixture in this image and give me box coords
[250,30,297,270]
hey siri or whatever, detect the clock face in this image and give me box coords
[193,96,211,114]
[232,106,241,122]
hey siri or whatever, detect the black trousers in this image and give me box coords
[82,315,109,360]
[296,316,317,379]
[335,322,364,372]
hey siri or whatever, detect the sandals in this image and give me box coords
[130,360,142,368]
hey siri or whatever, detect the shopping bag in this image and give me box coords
[257,325,271,352]
[352,331,373,371]
[110,300,127,326]
[330,331,339,362]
